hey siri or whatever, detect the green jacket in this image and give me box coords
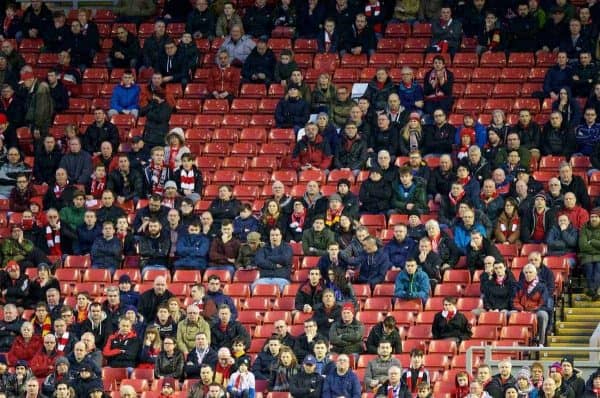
[330,98,357,128]
[579,222,600,264]
[302,227,336,257]
[59,206,86,231]
[495,146,531,170]
[25,81,54,133]
[390,180,428,215]
[176,317,211,353]
[0,238,34,266]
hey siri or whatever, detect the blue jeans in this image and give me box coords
[141,265,168,275]
[208,265,236,277]
[584,262,600,291]
[251,277,290,293]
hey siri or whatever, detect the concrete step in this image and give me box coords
[563,313,600,323]
[570,295,600,308]
[547,335,590,344]
[556,320,598,330]
[555,327,595,336]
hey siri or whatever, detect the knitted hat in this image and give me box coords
[329,194,342,202]
[549,362,563,376]
[118,275,131,284]
[561,355,574,368]
[342,302,354,314]
[409,112,420,122]
[516,367,531,380]
[55,357,69,366]
[591,207,600,217]
[5,261,19,273]
[246,232,261,244]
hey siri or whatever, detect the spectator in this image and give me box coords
[138,218,171,273]
[559,192,589,230]
[579,207,600,300]
[364,69,395,112]
[552,87,581,129]
[389,166,428,216]
[310,73,336,113]
[481,261,516,314]
[95,189,126,224]
[375,366,411,398]
[394,258,430,303]
[542,111,576,158]
[496,132,531,170]
[453,208,487,255]
[513,264,551,346]
[157,40,189,85]
[216,2,242,38]
[106,155,144,205]
[333,122,368,174]
[423,57,454,115]
[253,228,293,292]
[571,51,597,97]
[364,340,402,392]
[560,18,592,62]
[208,185,242,229]
[1,4,23,41]
[114,0,156,24]
[415,238,442,288]
[108,27,140,69]
[275,85,310,131]
[576,107,600,157]
[90,221,122,274]
[321,354,361,398]
[241,38,276,85]
[302,217,336,257]
[252,335,281,380]
[29,333,60,378]
[479,179,504,226]
[108,70,140,119]
[227,357,255,397]
[208,220,241,275]
[340,13,376,56]
[289,354,323,397]
[144,147,173,198]
[21,70,53,144]
[494,198,521,245]
[330,85,356,128]
[210,304,250,350]
[401,349,430,395]
[33,135,61,185]
[174,223,210,270]
[431,296,472,342]
[269,346,300,392]
[22,0,52,39]
[543,51,573,100]
[357,236,390,286]
[155,337,184,379]
[46,70,69,114]
[102,317,140,369]
[384,223,417,267]
[0,304,23,352]
[559,162,590,210]
[82,109,119,156]
[476,11,504,54]
[184,333,217,377]
[219,25,256,66]
[429,6,462,55]
[7,322,42,365]
[78,302,113,350]
[422,109,455,155]
[208,50,241,103]
[330,305,365,355]
[243,0,273,38]
[561,356,585,396]
[547,214,579,256]
[140,89,173,149]
[140,72,175,109]
[359,167,392,214]
[9,172,34,212]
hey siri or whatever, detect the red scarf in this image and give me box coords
[457,176,471,185]
[179,169,195,191]
[444,310,455,320]
[46,224,62,256]
[448,190,466,206]
[500,214,519,239]
[263,213,279,228]
[495,275,506,285]
[428,68,448,95]
[149,160,168,195]
[526,277,539,294]
[3,15,13,34]
[89,175,106,198]
[54,183,66,199]
[455,383,469,398]
[291,210,306,228]
[325,206,344,227]
[56,333,70,352]
[405,367,425,393]
[480,190,498,203]
[167,146,179,170]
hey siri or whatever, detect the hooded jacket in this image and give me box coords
[174,233,210,270]
[329,318,364,354]
[102,330,141,368]
[291,134,333,170]
[275,96,310,129]
[482,272,517,311]
[394,268,430,302]
[241,47,276,82]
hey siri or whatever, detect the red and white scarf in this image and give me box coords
[46,224,62,255]
[180,169,195,191]
[150,160,168,196]
[89,174,106,198]
[167,146,179,171]
[526,277,539,294]
[442,310,456,320]
[57,332,70,352]
[54,183,67,199]
[448,190,466,206]
[404,367,425,392]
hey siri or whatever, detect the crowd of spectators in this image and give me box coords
[1,0,600,397]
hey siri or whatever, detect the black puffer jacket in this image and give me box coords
[364,77,396,111]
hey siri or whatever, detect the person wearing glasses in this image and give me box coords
[321,354,361,398]
[155,337,184,379]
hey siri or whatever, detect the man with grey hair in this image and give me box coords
[138,276,174,321]
[102,286,125,329]
[428,154,455,202]
[80,332,103,369]
[322,354,361,398]
[514,263,550,346]
[559,161,590,209]
[397,66,424,112]
[375,365,411,397]
[67,341,101,377]
[176,304,211,356]
[374,149,400,184]
[218,24,255,66]
[0,303,22,351]
[461,145,491,185]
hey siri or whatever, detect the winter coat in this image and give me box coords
[210,319,250,350]
[184,347,218,377]
[364,77,396,111]
[575,122,600,156]
[74,224,102,255]
[0,318,23,353]
[357,249,391,286]
[397,80,424,111]
[110,34,141,68]
[291,135,332,170]
[322,369,361,398]
[390,180,428,215]
[329,319,364,354]
[107,168,145,202]
[330,98,357,128]
[289,369,323,398]
[359,178,392,213]
[547,224,578,256]
[176,317,211,353]
[579,221,600,264]
[138,289,174,323]
[255,243,293,279]
[333,134,368,170]
[207,65,240,96]
[58,150,93,185]
[384,237,416,268]
[453,221,487,254]
[431,18,462,50]
[141,100,172,147]
[521,207,557,243]
[481,196,504,226]
[208,198,242,224]
[72,375,103,398]
[466,238,504,273]
[294,280,325,311]
[341,24,377,54]
[494,211,521,244]
[369,124,401,156]
[365,356,402,388]
[311,84,337,113]
[7,335,42,365]
[302,227,336,257]
[427,167,456,197]
[139,233,171,269]
[242,47,276,82]
[215,13,243,37]
[155,350,184,379]
[560,175,591,210]
[174,233,210,269]
[275,97,310,129]
[24,80,53,133]
[102,330,140,368]
[243,4,273,37]
[312,303,342,335]
[365,322,402,354]
[482,272,517,311]
[203,290,238,321]
[512,280,550,313]
[186,8,216,38]
[142,33,169,68]
[394,268,430,302]
[270,364,299,392]
[422,122,456,155]
[219,34,256,64]
[542,123,576,157]
[33,148,62,185]
[110,84,140,113]
[432,311,472,341]
[90,236,122,269]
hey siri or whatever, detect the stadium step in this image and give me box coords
[547,335,589,344]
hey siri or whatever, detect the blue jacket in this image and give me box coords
[453,221,487,254]
[174,233,210,269]
[397,80,424,111]
[575,122,600,156]
[119,290,140,307]
[75,224,102,255]
[317,255,351,276]
[255,243,293,279]
[274,96,310,128]
[110,83,140,112]
[455,122,487,148]
[394,269,430,302]
[233,215,260,241]
[90,236,122,269]
[384,237,417,268]
[357,249,391,286]
[543,65,573,95]
[322,369,361,398]
[204,290,238,320]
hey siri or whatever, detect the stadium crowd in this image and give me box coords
[1,0,600,397]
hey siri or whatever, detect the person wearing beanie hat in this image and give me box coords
[164,127,190,172]
[456,127,476,160]
[359,163,392,213]
[549,362,576,398]
[329,301,364,354]
[521,190,556,244]
[226,354,256,398]
[289,352,324,398]
[274,82,310,132]
[561,356,585,396]
[579,206,600,299]
[235,230,264,270]
[334,178,360,219]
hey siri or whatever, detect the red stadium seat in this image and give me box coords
[508,52,535,67]
[480,52,506,67]
[452,53,478,67]
[252,284,280,297]
[363,298,392,312]
[239,127,267,144]
[82,269,111,283]
[63,255,91,269]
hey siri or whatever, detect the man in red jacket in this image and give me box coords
[207,50,240,104]
[291,123,333,171]
[558,192,589,230]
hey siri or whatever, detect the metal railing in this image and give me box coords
[466,346,600,379]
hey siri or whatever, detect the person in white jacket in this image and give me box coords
[227,358,256,398]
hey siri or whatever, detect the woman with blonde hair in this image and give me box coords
[399,112,423,155]
[164,128,190,171]
[311,73,336,113]
[167,297,185,323]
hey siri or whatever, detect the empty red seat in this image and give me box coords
[464,83,493,98]
[294,38,317,52]
[240,84,267,98]
[403,38,428,52]
[241,170,270,185]
[202,99,229,114]
[480,52,506,67]
[452,53,478,67]
[313,53,339,71]
[368,53,396,68]
[492,83,521,98]
[512,98,540,113]
[64,255,91,269]
[239,127,267,144]
[385,23,411,37]
[184,83,208,98]
[231,99,258,113]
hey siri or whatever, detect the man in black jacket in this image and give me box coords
[138,276,174,321]
[559,162,591,209]
[210,304,250,350]
[78,302,113,349]
[33,136,62,184]
[138,221,171,274]
[184,333,218,377]
[83,109,120,156]
[47,69,69,114]
[289,355,324,398]
[243,0,272,38]
[186,0,216,39]
[107,155,144,204]
[0,304,22,352]
[241,39,276,85]
[158,40,189,85]
[341,13,376,56]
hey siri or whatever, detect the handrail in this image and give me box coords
[466,345,600,377]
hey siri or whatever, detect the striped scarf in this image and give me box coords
[180,169,195,191]
[45,224,62,255]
